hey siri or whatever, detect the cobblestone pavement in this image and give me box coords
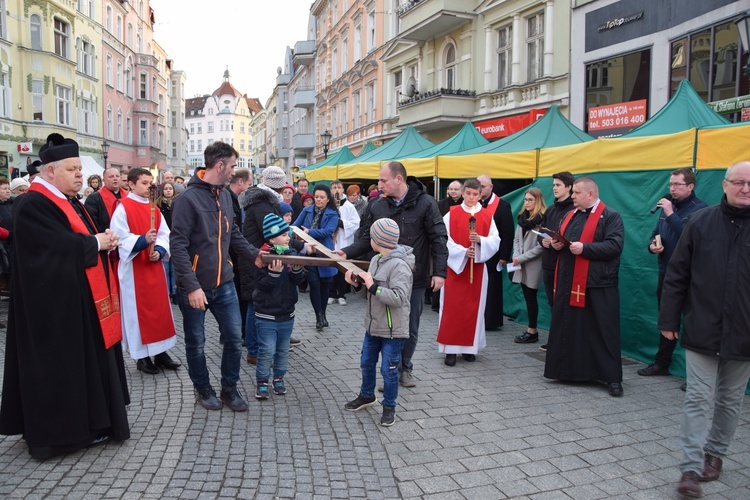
[1,292,749,499]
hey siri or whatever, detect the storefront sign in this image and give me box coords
[17,142,33,153]
[587,99,647,137]
[473,109,546,140]
[707,95,750,115]
[597,11,644,32]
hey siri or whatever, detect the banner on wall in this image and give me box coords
[473,109,546,140]
[587,99,647,138]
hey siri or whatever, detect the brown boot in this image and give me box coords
[700,453,722,482]
[676,471,702,498]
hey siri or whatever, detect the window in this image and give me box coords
[332,46,338,79]
[77,39,95,77]
[139,119,148,145]
[354,23,362,62]
[117,61,123,91]
[78,0,93,18]
[366,83,375,123]
[172,142,177,157]
[159,131,164,151]
[126,114,132,144]
[139,73,147,99]
[445,44,457,90]
[125,60,132,97]
[331,104,338,133]
[117,110,123,141]
[526,13,544,81]
[197,123,202,133]
[30,14,42,50]
[32,79,44,121]
[219,120,224,131]
[54,18,70,59]
[342,99,348,133]
[190,140,195,152]
[106,6,112,32]
[190,123,194,134]
[342,38,349,73]
[367,10,375,52]
[240,139,245,151]
[106,54,113,85]
[127,23,133,48]
[197,139,202,150]
[116,15,122,41]
[171,111,177,127]
[55,84,71,125]
[158,94,164,115]
[106,105,113,138]
[240,122,245,133]
[393,70,402,115]
[497,25,512,89]
[137,33,142,54]
[0,0,6,40]
[353,91,361,128]
[78,97,95,134]
[208,122,214,133]
[0,68,9,118]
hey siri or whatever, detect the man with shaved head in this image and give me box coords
[659,162,750,497]
[544,177,625,397]
[85,167,123,232]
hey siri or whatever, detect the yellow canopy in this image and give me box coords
[436,150,537,179]
[696,123,750,170]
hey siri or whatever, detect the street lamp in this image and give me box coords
[735,11,750,76]
[101,140,110,169]
[321,129,332,159]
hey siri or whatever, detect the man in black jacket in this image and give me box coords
[336,161,448,387]
[171,142,261,413]
[84,167,122,232]
[658,162,750,498]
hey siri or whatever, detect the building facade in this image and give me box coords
[167,67,187,174]
[570,0,750,133]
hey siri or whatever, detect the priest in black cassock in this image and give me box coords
[543,177,625,397]
[0,133,130,460]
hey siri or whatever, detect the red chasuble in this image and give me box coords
[28,183,122,348]
[120,197,176,344]
[436,206,492,346]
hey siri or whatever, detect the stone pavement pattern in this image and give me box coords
[1,293,749,499]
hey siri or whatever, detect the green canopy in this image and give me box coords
[301,146,355,171]
[341,126,434,165]
[356,142,377,156]
[449,105,593,155]
[406,121,489,158]
[622,80,729,138]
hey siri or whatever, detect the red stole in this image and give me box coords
[28,183,122,348]
[120,197,176,345]
[436,205,491,346]
[556,202,606,308]
[98,187,119,219]
[484,194,500,216]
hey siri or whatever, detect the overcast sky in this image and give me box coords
[149,0,314,104]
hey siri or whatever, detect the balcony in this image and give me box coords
[397,88,477,130]
[293,40,316,66]
[293,86,316,108]
[292,133,315,151]
[398,0,477,42]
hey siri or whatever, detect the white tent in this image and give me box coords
[80,155,105,194]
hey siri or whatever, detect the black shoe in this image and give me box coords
[220,386,248,412]
[137,357,159,374]
[315,314,324,331]
[514,332,538,344]
[170,294,177,304]
[153,352,181,370]
[462,354,476,362]
[381,405,396,427]
[607,382,624,397]
[321,312,329,328]
[87,434,110,448]
[539,344,548,352]
[637,363,670,376]
[444,354,457,366]
[344,394,377,411]
[289,336,302,347]
[196,386,222,410]
[424,295,431,305]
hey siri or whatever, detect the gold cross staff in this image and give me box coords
[571,285,585,303]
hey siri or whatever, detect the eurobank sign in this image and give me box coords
[473,109,546,140]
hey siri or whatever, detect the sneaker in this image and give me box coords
[272,377,287,395]
[289,336,302,347]
[220,386,248,412]
[344,394,377,411]
[399,371,416,387]
[338,297,347,306]
[637,363,670,376]
[381,405,396,427]
[196,386,222,410]
[539,344,547,352]
[327,297,336,305]
[255,381,270,400]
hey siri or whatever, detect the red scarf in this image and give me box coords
[28,183,122,348]
[556,202,606,308]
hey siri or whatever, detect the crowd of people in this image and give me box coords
[0,134,748,498]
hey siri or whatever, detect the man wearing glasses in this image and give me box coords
[659,162,750,497]
[639,168,707,379]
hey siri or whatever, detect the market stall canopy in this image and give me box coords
[696,121,750,170]
[301,146,354,171]
[356,141,377,156]
[401,121,489,177]
[622,80,729,138]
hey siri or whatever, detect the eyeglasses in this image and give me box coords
[726,179,750,188]
[668,182,687,187]
[523,198,535,202]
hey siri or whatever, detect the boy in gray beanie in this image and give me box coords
[343,218,415,426]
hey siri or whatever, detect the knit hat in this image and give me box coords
[39,133,79,164]
[278,202,293,215]
[282,183,296,193]
[300,193,314,205]
[10,178,30,191]
[262,166,286,190]
[371,218,400,250]
[369,190,380,199]
[263,213,290,240]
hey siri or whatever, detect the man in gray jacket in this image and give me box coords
[171,142,261,412]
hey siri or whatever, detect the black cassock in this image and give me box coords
[483,195,514,330]
[0,190,130,460]
[543,206,624,384]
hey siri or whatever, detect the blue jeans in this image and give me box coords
[255,318,294,381]
[163,259,176,295]
[360,332,404,408]
[680,350,750,474]
[401,286,425,373]
[245,299,258,358]
[178,282,243,390]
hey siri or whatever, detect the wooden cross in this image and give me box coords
[571,284,585,303]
